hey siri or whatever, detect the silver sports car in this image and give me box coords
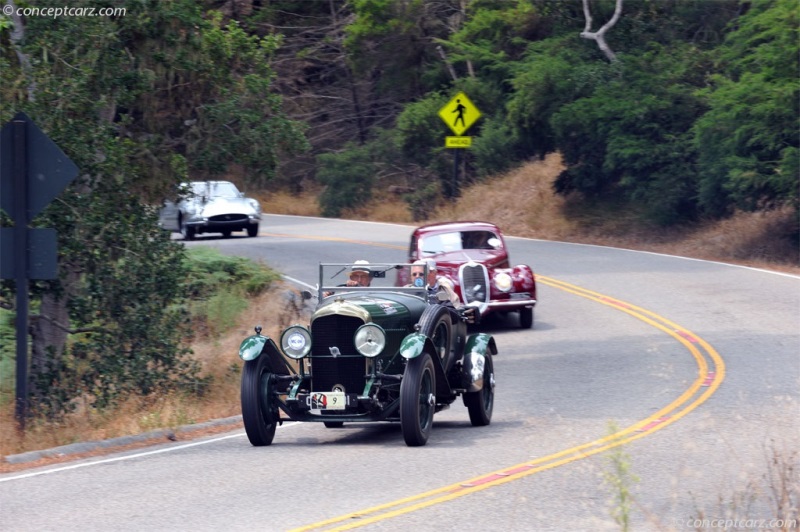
[159,181,261,240]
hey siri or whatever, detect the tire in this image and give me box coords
[221,230,232,238]
[519,306,533,329]
[464,354,494,426]
[417,305,453,372]
[179,216,196,241]
[400,353,436,446]
[323,421,344,428]
[247,225,259,237]
[241,354,277,446]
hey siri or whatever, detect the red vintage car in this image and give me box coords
[400,221,537,328]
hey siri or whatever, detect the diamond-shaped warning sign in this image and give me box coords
[438,92,481,136]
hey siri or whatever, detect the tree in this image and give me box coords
[693,0,799,215]
[580,0,623,62]
[0,0,307,418]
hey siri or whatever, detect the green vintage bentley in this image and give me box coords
[238,262,497,447]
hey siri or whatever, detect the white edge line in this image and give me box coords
[1,423,301,483]
[505,236,800,279]
[265,214,798,279]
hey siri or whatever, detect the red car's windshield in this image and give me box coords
[419,230,501,255]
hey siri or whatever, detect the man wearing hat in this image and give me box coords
[323,260,371,297]
[346,260,372,287]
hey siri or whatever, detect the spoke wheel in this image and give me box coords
[400,353,436,446]
[464,354,494,426]
[241,354,277,446]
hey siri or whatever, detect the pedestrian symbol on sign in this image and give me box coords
[438,92,481,136]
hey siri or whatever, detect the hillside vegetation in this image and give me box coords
[262,154,799,272]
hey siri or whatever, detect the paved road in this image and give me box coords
[1,215,797,531]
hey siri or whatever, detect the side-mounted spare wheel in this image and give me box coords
[241,352,278,446]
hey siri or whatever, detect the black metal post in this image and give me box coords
[13,117,29,427]
[452,148,460,198]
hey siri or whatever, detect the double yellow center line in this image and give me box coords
[291,275,725,532]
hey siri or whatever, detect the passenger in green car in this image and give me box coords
[410,259,460,308]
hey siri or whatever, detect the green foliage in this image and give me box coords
[550,43,712,223]
[693,0,800,215]
[404,180,442,222]
[184,247,279,298]
[0,309,14,404]
[0,0,303,420]
[317,144,376,217]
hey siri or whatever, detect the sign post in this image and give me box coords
[0,112,78,426]
[438,92,481,197]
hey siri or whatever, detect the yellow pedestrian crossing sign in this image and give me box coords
[438,92,481,136]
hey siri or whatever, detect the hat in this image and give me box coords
[351,260,371,273]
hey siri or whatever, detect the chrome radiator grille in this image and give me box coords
[459,263,489,305]
[310,315,366,393]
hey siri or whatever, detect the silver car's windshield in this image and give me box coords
[189,181,241,199]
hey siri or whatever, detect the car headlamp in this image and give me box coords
[354,323,386,358]
[280,326,312,359]
[494,272,513,292]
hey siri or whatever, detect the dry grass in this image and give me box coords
[0,284,308,460]
[2,154,797,462]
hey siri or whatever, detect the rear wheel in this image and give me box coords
[400,353,435,446]
[241,354,277,446]
[464,354,494,426]
[323,421,344,428]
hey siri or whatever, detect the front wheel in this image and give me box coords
[400,353,436,446]
[464,354,494,426]
[241,354,277,446]
[247,224,259,237]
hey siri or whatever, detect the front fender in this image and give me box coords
[463,333,497,392]
[239,334,278,361]
[400,332,434,360]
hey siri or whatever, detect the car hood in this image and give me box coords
[313,292,428,325]
[195,197,258,216]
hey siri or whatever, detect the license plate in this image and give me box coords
[509,292,531,300]
[309,392,346,410]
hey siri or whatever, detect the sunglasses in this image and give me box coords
[411,272,426,277]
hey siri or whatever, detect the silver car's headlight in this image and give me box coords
[280,326,312,359]
[494,272,513,292]
[354,323,386,358]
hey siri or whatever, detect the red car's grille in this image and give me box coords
[460,263,489,305]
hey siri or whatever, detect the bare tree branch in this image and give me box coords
[580,0,623,62]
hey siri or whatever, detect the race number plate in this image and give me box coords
[309,392,346,410]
